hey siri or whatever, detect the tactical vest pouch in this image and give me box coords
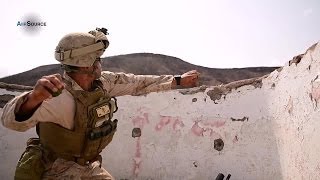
[14,138,45,180]
[99,130,116,150]
[39,122,85,157]
[99,119,117,150]
[83,119,118,159]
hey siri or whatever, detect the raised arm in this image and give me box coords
[1,74,65,131]
[101,70,200,97]
[15,74,65,120]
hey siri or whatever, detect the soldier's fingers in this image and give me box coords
[39,78,59,93]
[44,75,64,89]
[41,87,54,99]
[53,73,62,80]
[53,74,65,87]
[32,80,52,99]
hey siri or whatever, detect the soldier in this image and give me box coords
[1,27,200,179]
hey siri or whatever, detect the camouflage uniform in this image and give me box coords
[1,27,174,179]
[1,72,173,179]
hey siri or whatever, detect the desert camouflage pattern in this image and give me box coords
[1,71,173,179]
[42,158,114,180]
[55,29,108,67]
[1,71,173,131]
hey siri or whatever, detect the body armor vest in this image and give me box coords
[38,80,118,165]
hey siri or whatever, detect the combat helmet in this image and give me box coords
[54,27,109,68]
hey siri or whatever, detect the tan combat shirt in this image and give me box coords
[1,71,173,132]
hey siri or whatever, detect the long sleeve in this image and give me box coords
[1,90,76,132]
[1,92,38,132]
[1,72,174,132]
[100,71,174,97]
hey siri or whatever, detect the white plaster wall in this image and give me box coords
[0,43,320,180]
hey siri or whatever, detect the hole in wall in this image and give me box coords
[132,128,141,138]
[214,138,224,151]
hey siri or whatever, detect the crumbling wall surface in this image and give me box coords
[0,42,320,180]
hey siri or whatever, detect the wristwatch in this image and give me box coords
[174,75,181,86]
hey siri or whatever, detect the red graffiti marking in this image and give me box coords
[202,128,222,139]
[191,122,205,136]
[173,118,184,131]
[133,137,142,177]
[191,117,225,137]
[192,119,224,138]
[132,111,149,129]
[192,116,226,129]
[131,107,149,177]
[203,128,212,137]
[155,116,171,131]
[155,116,183,132]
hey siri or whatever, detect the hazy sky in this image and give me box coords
[0,0,319,77]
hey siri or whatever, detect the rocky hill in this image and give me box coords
[0,53,279,86]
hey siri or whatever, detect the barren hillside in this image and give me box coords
[0,53,279,86]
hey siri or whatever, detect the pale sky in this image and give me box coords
[0,0,319,78]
